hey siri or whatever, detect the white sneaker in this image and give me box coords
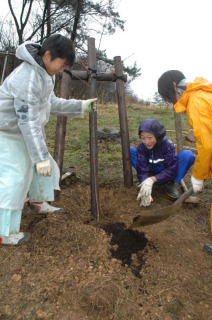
[30,202,65,214]
[0,232,31,245]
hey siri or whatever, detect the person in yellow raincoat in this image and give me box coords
[158,70,212,255]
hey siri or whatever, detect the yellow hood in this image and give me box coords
[174,77,212,113]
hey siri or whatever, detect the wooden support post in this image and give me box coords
[53,69,72,199]
[174,110,183,153]
[88,38,100,221]
[69,70,127,82]
[52,41,128,207]
[173,110,188,191]
[114,56,133,188]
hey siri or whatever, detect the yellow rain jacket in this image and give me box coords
[174,77,212,181]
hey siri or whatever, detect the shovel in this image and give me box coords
[130,186,193,228]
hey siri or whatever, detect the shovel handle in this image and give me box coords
[173,186,193,205]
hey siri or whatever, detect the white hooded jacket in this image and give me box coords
[0,41,84,164]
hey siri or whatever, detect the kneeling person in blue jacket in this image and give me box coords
[130,119,195,207]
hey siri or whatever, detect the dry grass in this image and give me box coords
[77,275,134,319]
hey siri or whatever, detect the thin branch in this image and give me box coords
[25,0,69,41]
[20,0,27,27]
[21,0,34,30]
[33,19,75,44]
[8,0,20,34]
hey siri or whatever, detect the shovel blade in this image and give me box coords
[129,203,182,228]
[130,187,194,228]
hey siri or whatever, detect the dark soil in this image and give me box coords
[0,176,212,320]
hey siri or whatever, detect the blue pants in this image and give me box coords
[130,147,195,184]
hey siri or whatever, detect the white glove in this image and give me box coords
[139,195,153,207]
[36,159,51,176]
[137,177,154,197]
[191,175,204,193]
[83,98,97,112]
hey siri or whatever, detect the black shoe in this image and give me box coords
[165,181,180,199]
[204,244,212,255]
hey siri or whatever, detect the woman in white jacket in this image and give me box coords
[0,34,96,245]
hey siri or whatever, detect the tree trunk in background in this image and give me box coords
[71,0,83,42]
[40,0,52,43]
[47,0,51,37]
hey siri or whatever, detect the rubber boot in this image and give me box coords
[30,202,65,214]
[165,181,180,200]
[0,232,31,245]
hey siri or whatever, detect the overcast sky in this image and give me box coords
[2,0,212,101]
[98,0,212,101]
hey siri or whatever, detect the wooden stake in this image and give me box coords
[174,110,183,153]
[114,56,133,188]
[53,68,72,199]
[88,38,100,221]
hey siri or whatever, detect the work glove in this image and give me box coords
[137,177,154,197]
[137,178,154,207]
[138,195,153,207]
[191,176,204,193]
[36,159,51,176]
[83,98,97,113]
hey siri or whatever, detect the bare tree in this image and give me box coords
[5,0,141,80]
[7,0,125,45]
[8,0,34,44]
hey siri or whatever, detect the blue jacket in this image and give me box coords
[137,119,178,184]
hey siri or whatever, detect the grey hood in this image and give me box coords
[16,42,43,68]
[177,78,190,95]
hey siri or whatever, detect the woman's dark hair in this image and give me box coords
[158,70,185,103]
[39,34,75,66]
